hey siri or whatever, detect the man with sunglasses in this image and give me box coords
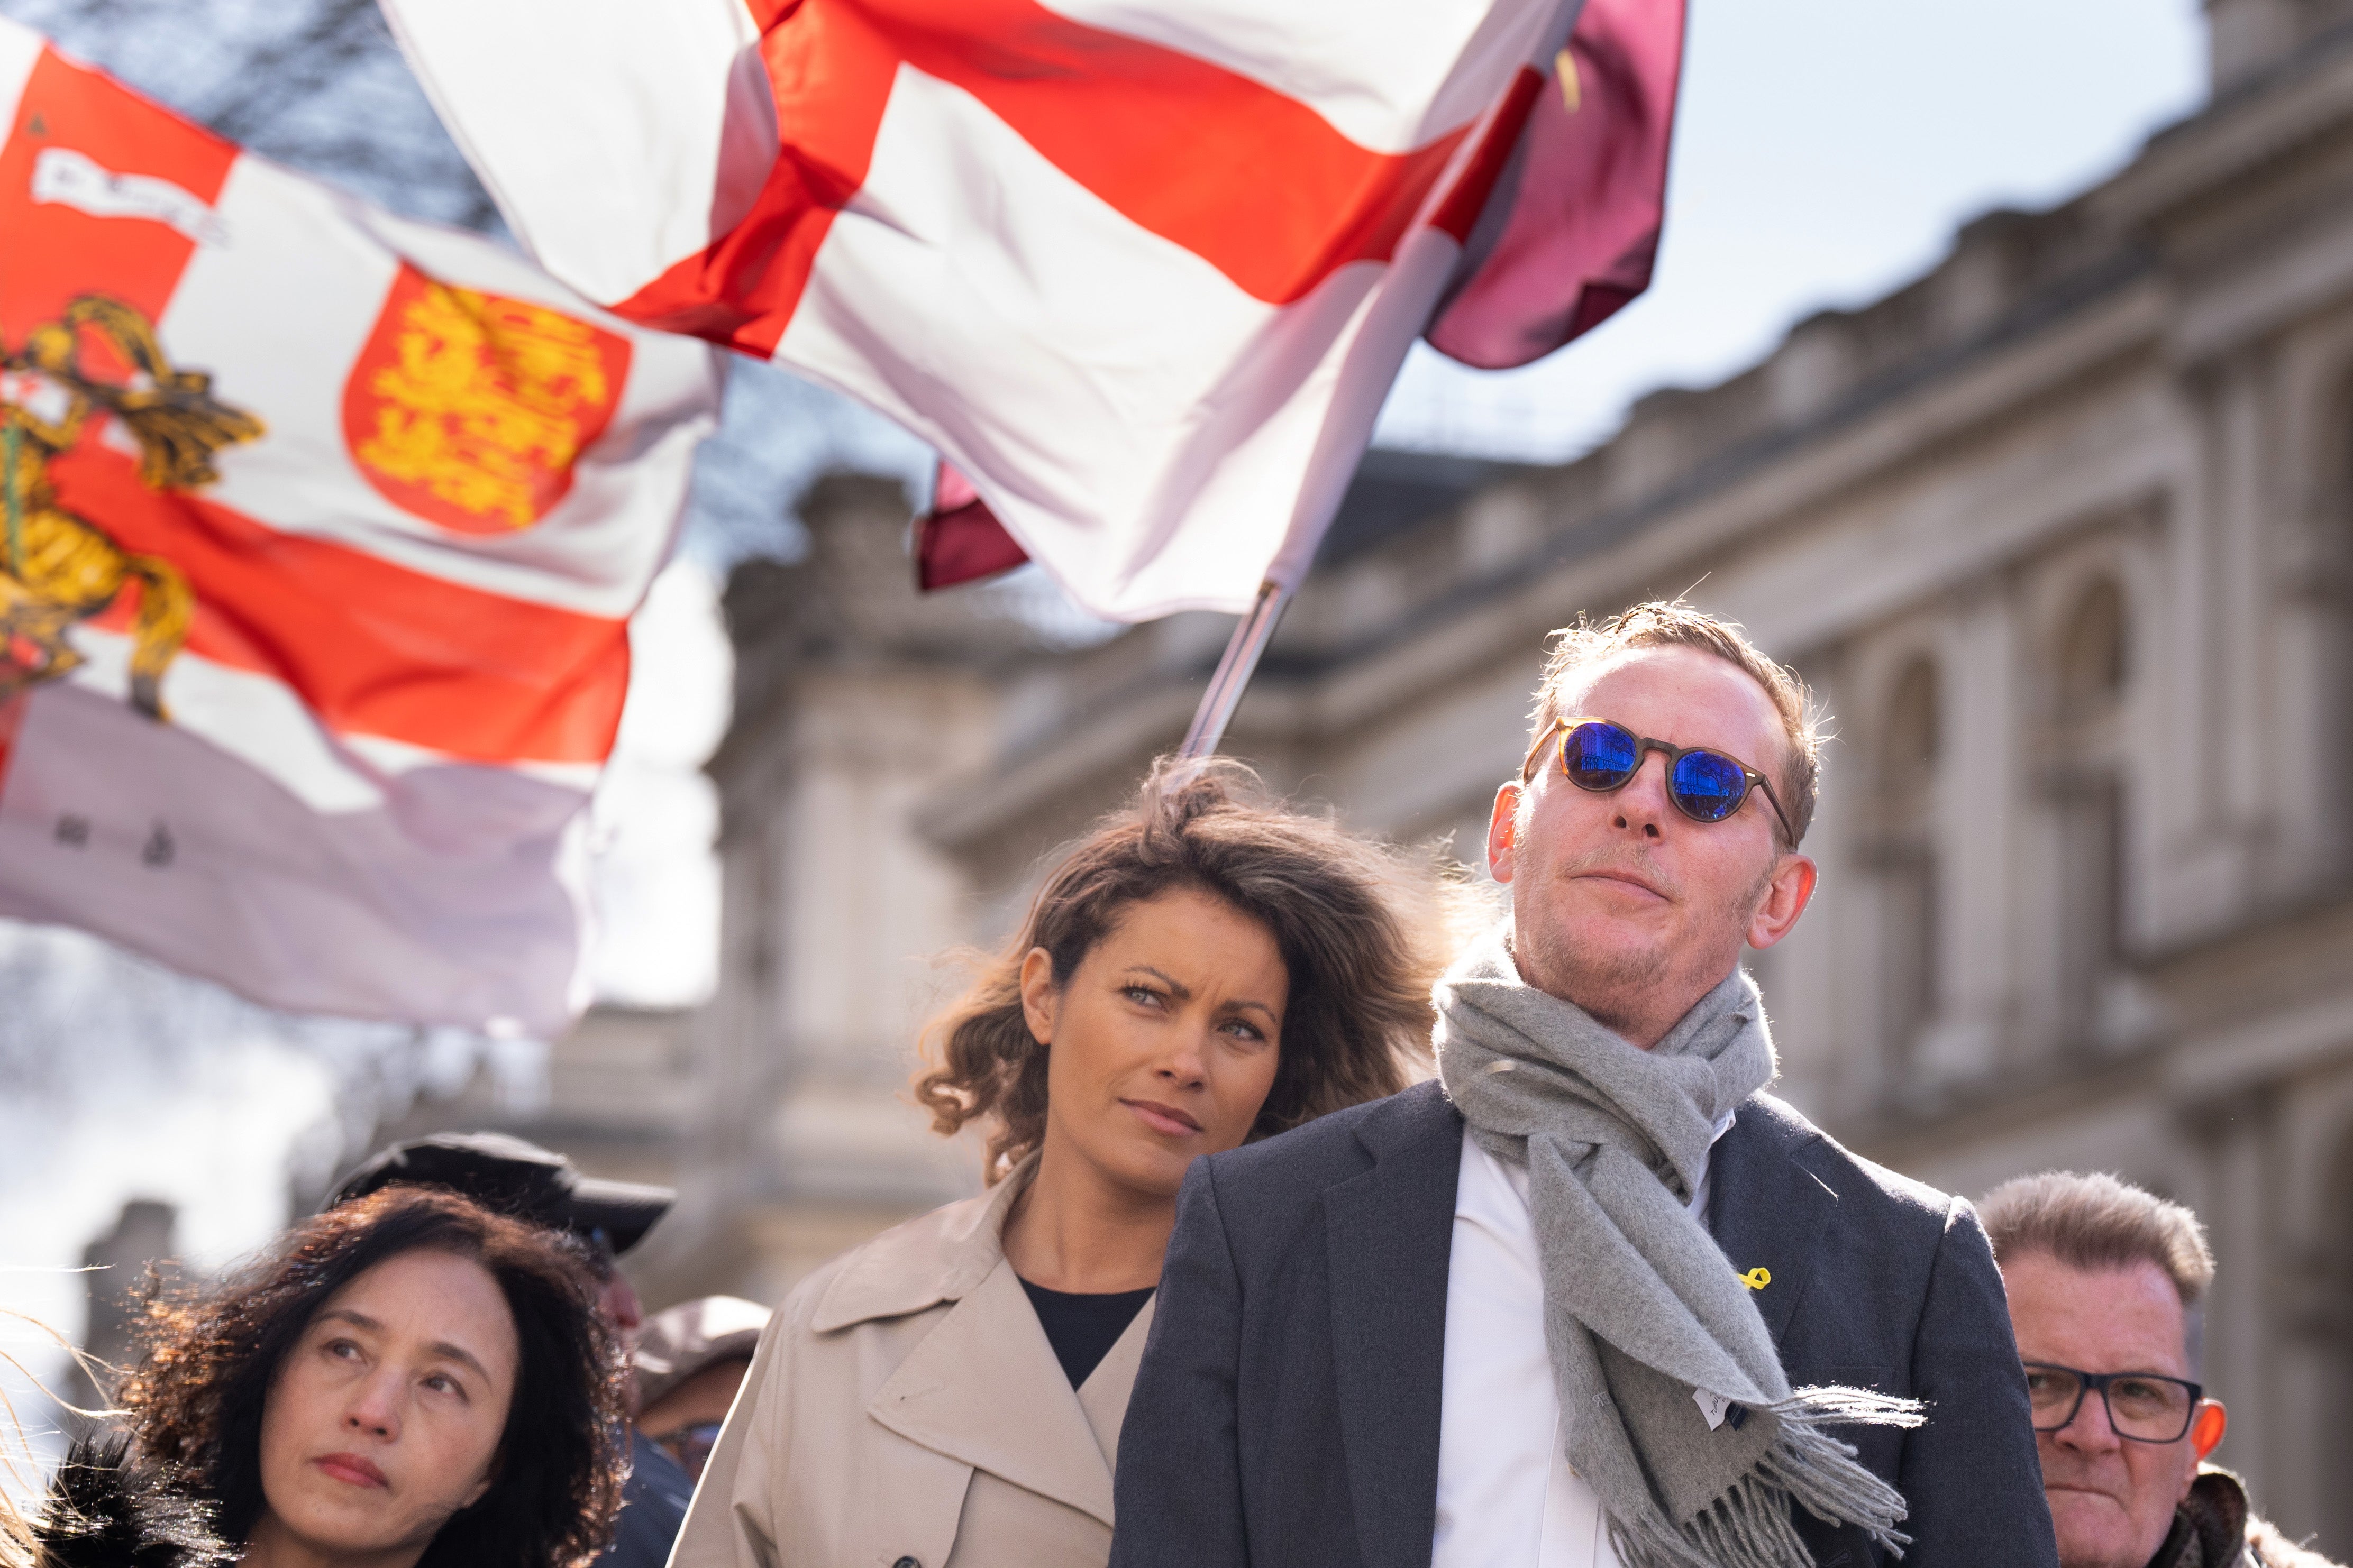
[1113,601,2051,1568]
[1981,1171,2338,1568]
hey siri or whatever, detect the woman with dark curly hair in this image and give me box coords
[673,758,1470,1568]
[105,1185,628,1568]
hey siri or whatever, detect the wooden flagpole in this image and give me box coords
[1177,579,1293,759]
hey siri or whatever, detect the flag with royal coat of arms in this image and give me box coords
[0,18,724,1036]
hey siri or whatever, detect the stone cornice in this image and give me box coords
[2102,17,2353,234]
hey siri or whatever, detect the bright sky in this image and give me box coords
[1375,0,2209,457]
[590,560,734,1005]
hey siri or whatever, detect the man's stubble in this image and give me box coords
[1512,841,1775,1042]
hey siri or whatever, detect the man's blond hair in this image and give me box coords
[1526,601,1823,847]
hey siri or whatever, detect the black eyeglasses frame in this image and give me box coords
[2021,1361,2204,1444]
[1521,716,1798,847]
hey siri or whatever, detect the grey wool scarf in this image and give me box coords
[1434,921,1925,1568]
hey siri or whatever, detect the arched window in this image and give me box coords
[1876,657,1940,1076]
[2058,577,2127,719]
[1882,657,1941,802]
[2053,578,2128,1038]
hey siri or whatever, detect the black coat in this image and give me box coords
[1109,1081,2057,1568]
[603,1428,695,1568]
[32,1434,229,1568]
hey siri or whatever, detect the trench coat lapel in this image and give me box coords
[811,1161,1032,1332]
[1706,1094,1838,1350]
[1324,1083,1463,1568]
[867,1255,1119,1527]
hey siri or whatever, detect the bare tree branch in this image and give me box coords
[0,0,501,231]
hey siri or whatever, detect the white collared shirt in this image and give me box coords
[1431,1118,1730,1568]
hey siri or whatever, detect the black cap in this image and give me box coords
[326,1132,674,1257]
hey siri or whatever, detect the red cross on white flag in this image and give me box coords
[386,0,1578,621]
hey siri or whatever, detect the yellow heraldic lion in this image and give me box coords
[0,294,263,721]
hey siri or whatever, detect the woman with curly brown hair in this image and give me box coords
[88,1185,629,1568]
[673,759,1467,1568]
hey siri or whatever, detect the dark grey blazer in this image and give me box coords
[1109,1080,2057,1568]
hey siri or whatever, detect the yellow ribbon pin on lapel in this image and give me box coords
[1739,1267,1771,1291]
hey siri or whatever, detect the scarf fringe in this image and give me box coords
[1762,1386,1925,1557]
[1606,1386,1927,1568]
[1774,1383,1929,1431]
[1608,1474,1834,1568]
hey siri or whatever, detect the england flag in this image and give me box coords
[384,0,1582,620]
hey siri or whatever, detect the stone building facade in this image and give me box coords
[650,2,2353,1548]
[360,1005,699,1204]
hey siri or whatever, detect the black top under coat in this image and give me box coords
[1020,1277,1155,1389]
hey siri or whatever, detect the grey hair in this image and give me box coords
[1978,1170,2215,1371]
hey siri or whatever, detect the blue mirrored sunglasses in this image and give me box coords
[1522,717,1796,845]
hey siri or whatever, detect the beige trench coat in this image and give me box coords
[669,1160,1156,1568]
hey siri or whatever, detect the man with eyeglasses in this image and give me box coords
[1113,602,2051,1568]
[1982,1171,2340,1568]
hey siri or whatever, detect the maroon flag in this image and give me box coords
[1427,0,1686,368]
[915,460,1030,591]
